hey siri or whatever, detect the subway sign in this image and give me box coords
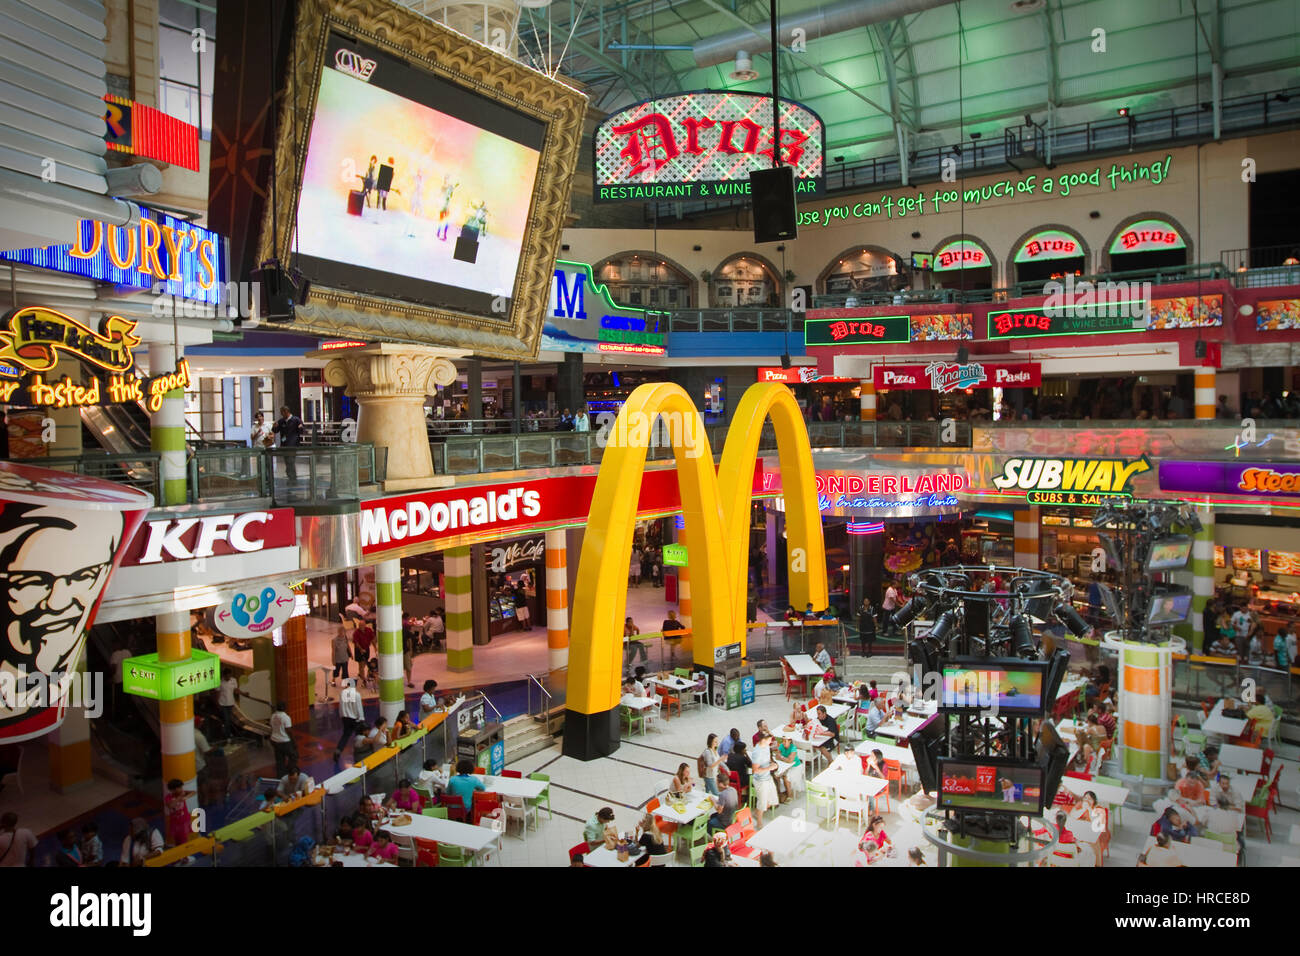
[544,261,666,355]
[593,92,825,202]
[992,456,1151,506]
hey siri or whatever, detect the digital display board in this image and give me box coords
[938,758,1045,815]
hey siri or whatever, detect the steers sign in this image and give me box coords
[873,363,1040,392]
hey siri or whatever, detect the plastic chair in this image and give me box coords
[471,790,502,826]
[423,806,449,819]
[689,842,708,867]
[502,769,523,779]
[836,789,869,828]
[642,698,665,734]
[414,837,439,867]
[647,797,677,849]
[621,704,645,737]
[473,768,487,775]
[673,668,691,678]
[438,844,469,867]
[657,686,682,718]
[567,842,588,865]
[503,794,536,840]
[884,758,905,798]
[1245,782,1276,842]
[733,807,756,839]
[390,832,417,867]
[806,781,835,824]
[1095,775,1125,826]
[528,772,552,820]
[438,793,468,822]
[684,814,711,849]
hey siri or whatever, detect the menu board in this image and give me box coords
[1232,548,1262,571]
[1041,515,1071,527]
[1267,550,1300,576]
[1214,546,1225,569]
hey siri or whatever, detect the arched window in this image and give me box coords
[709,253,781,308]
[929,237,995,291]
[817,246,905,296]
[594,252,695,309]
[1010,227,1088,287]
[1104,215,1190,273]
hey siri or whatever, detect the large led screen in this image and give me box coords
[294,34,545,319]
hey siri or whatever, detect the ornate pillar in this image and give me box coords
[312,344,458,491]
[157,608,196,823]
[444,546,474,672]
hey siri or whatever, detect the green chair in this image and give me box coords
[689,842,708,867]
[437,844,469,867]
[423,806,448,818]
[1095,775,1125,826]
[806,781,835,825]
[685,813,712,848]
[674,668,691,678]
[621,705,645,737]
[414,785,434,806]
[1202,829,1237,849]
[528,772,552,820]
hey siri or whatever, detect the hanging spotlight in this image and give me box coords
[1009,615,1036,657]
[891,597,931,629]
[927,609,958,644]
[1055,603,1092,638]
[729,51,759,82]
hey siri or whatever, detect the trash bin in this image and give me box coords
[708,642,753,709]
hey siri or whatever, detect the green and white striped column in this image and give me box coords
[149,342,187,505]
[157,608,197,823]
[376,559,404,723]
[445,546,474,672]
[1189,505,1215,655]
[1117,639,1173,779]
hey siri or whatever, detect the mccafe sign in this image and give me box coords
[489,537,545,572]
[874,362,1040,392]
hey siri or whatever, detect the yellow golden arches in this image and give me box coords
[718,382,828,655]
[564,381,827,759]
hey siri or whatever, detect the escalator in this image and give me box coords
[81,401,152,454]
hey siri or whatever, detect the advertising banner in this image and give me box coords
[873,362,1041,392]
[1158,460,1300,498]
[0,462,153,743]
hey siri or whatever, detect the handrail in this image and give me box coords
[476,691,503,724]
[525,673,554,735]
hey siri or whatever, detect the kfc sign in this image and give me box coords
[124,509,297,565]
[873,363,1040,391]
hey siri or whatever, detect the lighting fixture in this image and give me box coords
[1116,107,1130,117]
[1054,603,1091,638]
[729,51,759,82]
[1009,615,1035,657]
[927,609,958,644]
[891,597,930,629]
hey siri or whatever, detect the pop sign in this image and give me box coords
[122,649,221,701]
[213,582,298,639]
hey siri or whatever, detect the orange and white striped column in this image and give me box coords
[677,524,695,664]
[1013,508,1039,570]
[157,609,197,828]
[859,381,876,421]
[1118,640,1173,778]
[544,530,569,670]
[1194,367,1216,420]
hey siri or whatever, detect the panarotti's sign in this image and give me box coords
[873,362,1040,392]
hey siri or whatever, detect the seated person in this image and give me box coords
[583,807,616,848]
[1213,773,1243,810]
[853,836,882,867]
[1156,807,1198,843]
[1177,755,1201,780]
[660,611,686,634]
[669,762,695,797]
[390,712,416,741]
[819,607,837,621]
[276,767,312,801]
[392,777,423,813]
[863,698,888,736]
[1245,695,1275,739]
[445,758,486,812]
[814,705,841,760]
[703,831,734,867]
[803,603,817,620]
[863,749,886,779]
[865,815,891,851]
[856,685,874,713]
[811,642,833,672]
[1200,746,1222,778]
[350,818,375,851]
[727,742,753,793]
[783,605,800,625]
[707,775,738,832]
[1138,832,1182,867]
[366,830,400,862]
[1209,633,1238,658]
[417,759,449,794]
[333,817,357,846]
[1175,771,1210,806]
[635,812,671,862]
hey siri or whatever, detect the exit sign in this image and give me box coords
[662,543,688,567]
[122,650,221,701]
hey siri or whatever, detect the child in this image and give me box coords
[366,831,400,862]
[80,822,103,867]
[164,778,196,847]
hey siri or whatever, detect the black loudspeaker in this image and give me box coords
[750,165,798,243]
[780,352,792,369]
[251,262,295,322]
[1195,339,1207,358]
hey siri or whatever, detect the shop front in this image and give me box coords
[872,360,1040,422]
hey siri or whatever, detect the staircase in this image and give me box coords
[842,653,912,690]
[503,711,563,763]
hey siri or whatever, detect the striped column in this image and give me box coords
[1118,640,1172,778]
[157,609,197,825]
[1013,508,1039,570]
[1194,367,1216,420]
[149,343,187,505]
[1189,505,1215,654]
[375,559,404,723]
[544,530,569,670]
[859,381,876,421]
[444,546,474,672]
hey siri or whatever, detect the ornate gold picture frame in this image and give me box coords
[256,0,586,360]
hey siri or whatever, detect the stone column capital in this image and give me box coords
[308,343,460,400]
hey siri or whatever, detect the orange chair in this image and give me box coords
[884,758,905,798]
[438,793,468,822]
[733,806,756,839]
[414,837,440,867]
[657,686,681,718]
[873,781,891,814]
[783,661,807,699]
[471,790,502,826]
[725,822,757,859]
[647,797,678,849]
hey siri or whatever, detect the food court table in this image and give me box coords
[745,815,820,856]
[478,775,547,800]
[647,675,697,693]
[869,711,931,740]
[812,765,888,803]
[784,654,826,678]
[1140,834,1236,868]
[653,790,716,826]
[1218,743,1264,773]
[321,848,399,868]
[383,814,501,853]
[852,739,916,767]
[1202,700,1249,738]
[584,845,636,867]
[1059,774,1130,807]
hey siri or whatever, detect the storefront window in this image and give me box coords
[820,247,906,296]
[710,255,779,308]
[929,238,994,291]
[596,254,694,309]
[1012,228,1087,286]
[1106,217,1188,273]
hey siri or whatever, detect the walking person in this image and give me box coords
[272,405,304,482]
[331,622,351,685]
[624,616,647,666]
[881,578,901,636]
[269,700,297,777]
[333,678,364,770]
[629,548,642,587]
[513,583,532,630]
[217,668,239,739]
[858,595,876,657]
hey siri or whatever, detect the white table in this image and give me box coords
[1141,835,1236,868]
[647,676,697,693]
[869,712,930,740]
[479,775,547,800]
[583,845,636,867]
[805,702,850,721]
[653,790,716,826]
[852,739,916,768]
[321,765,366,795]
[1202,700,1248,738]
[775,721,836,749]
[323,849,399,868]
[621,695,659,711]
[813,767,888,802]
[784,654,826,678]
[745,815,820,855]
[1056,676,1088,701]
[1218,743,1263,773]
[1228,774,1257,803]
[1059,774,1130,808]
[383,814,501,853]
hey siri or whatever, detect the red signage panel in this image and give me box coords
[873,362,1041,392]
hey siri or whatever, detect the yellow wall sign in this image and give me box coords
[563,381,828,759]
[0,307,140,374]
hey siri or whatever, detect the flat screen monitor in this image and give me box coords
[911,251,933,271]
[908,713,946,794]
[1147,589,1192,626]
[1145,535,1192,573]
[938,757,1045,815]
[294,33,546,319]
[940,658,1049,716]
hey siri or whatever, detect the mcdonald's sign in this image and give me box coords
[564,382,828,760]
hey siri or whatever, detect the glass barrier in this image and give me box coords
[190,447,267,501]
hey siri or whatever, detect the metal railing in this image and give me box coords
[667,308,803,334]
[650,85,1300,221]
[29,450,160,496]
[266,443,384,507]
[525,671,564,736]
